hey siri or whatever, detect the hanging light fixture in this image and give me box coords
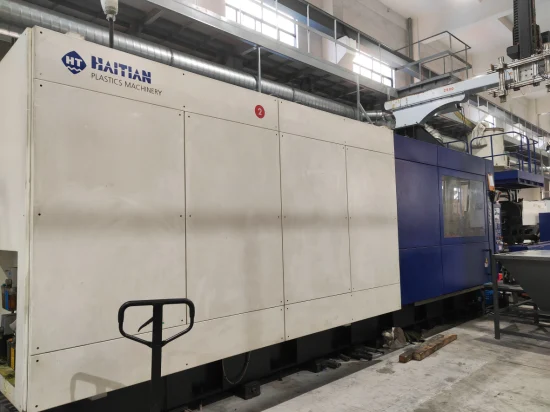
[100,0,119,49]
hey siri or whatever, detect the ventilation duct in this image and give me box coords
[0,0,367,120]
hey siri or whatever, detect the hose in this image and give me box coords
[221,352,251,386]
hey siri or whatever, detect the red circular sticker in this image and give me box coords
[255,105,265,119]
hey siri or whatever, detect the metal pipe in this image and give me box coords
[334,19,337,64]
[0,0,359,120]
[0,21,20,38]
[444,139,468,152]
[424,124,444,143]
[257,46,262,93]
[358,104,373,124]
[406,18,413,58]
[306,3,310,54]
[465,49,470,79]
[108,17,114,49]
[362,111,390,120]
[356,75,360,121]
[520,133,524,171]
[527,137,532,173]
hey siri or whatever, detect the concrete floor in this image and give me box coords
[201,316,550,412]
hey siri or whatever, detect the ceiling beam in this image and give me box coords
[143,8,165,26]
[47,0,103,21]
[240,46,257,56]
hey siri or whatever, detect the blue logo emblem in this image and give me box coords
[62,51,87,74]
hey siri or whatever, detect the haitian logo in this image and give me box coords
[61,51,87,74]
[91,56,152,84]
[61,50,153,84]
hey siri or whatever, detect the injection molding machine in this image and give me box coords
[0,27,402,411]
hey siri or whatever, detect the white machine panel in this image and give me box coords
[30,81,187,354]
[0,31,31,412]
[182,74,279,131]
[284,293,353,340]
[186,114,284,321]
[346,147,400,291]
[522,200,547,225]
[28,307,284,411]
[471,134,508,168]
[163,306,284,374]
[33,28,278,131]
[278,100,394,155]
[0,32,28,253]
[351,284,401,320]
[280,133,351,304]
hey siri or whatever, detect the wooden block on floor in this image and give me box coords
[398,334,444,364]
[412,334,457,361]
[399,349,415,363]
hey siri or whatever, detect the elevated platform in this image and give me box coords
[494,169,545,189]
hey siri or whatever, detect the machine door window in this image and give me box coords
[442,175,486,238]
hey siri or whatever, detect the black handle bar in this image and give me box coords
[118,298,195,412]
[118,298,195,348]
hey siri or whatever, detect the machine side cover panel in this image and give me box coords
[278,100,394,155]
[438,146,486,176]
[441,242,490,294]
[395,159,441,249]
[28,308,285,411]
[280,133,351,303]
[185,113,284,321]
[347,147,400,291]
[30,81,187,354]
[285,293,353,340]
[399,247,444,305]
[393,134,438,165]
[0,29,32,411]
[352,284,401,321]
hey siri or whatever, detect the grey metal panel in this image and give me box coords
[495,251,550,311]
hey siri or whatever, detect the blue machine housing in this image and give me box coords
[539,213,550,243]
[394,134,493,305]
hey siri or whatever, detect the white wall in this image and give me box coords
[304,0,409,86]
[307,0,407,50]
[478,92,548,131]
[534,95,550,131]
[338,0,407,50]
[409,0,512,41]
